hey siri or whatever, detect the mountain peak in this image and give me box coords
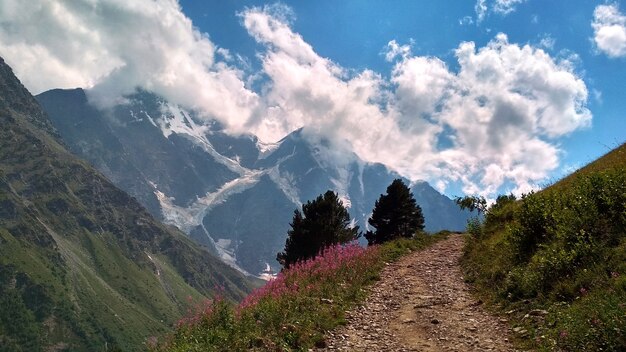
[36,88,473,277]
[0,56,58,136]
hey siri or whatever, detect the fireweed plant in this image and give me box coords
[150,233,446,351]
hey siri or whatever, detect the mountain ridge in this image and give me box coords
[0,57,254,351]
[36,87,473,275]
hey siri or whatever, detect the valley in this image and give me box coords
[1,1,624,350]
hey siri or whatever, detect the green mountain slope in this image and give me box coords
[462,143,626,351]
[0,57,254,351]
[545,143,625,192]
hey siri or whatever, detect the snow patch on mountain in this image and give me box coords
[156,102,250,175]
[127,109,159,128]
[267,166,301,207]
[156,102,206,140]
[330,169,352,209]
[357,162,365,195]
[154,189,197,232]
[214,239,237,267]
[155,171,264,233]
[338,194,352,209]
[211,238,263,278]
[154,173,266,276]
[256,139,281,159]
[311,143,356,209]
[143,111,158,128]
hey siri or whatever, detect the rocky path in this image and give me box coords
[317,235,519,351]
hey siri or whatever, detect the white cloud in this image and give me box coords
[531,14,539,24]
[593,88,603,104]
[592,4,626,58]
[459,16,474,26]
[538,35,556,50]
[241,7,591,197]
[493,0,527,15]
[475,0,488,23]
[417,33,589,194]
[475,0,527,23]
[0,0,259,130]
[384,40,412,62]
[435,180,448,193]
[0,2,591,198]
[391,55,453,118]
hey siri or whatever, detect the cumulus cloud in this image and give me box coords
[387,33,589,195]
[0,0,259,129]
[241,7,591,197]
[0,2,592,198]
[245,11,406,152]
[592,4,626,58]
[384,40,412,62]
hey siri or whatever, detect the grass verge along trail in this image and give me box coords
[151,233,444,351]
[318,235,518,351]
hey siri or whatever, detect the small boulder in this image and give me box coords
[529,309,549,316]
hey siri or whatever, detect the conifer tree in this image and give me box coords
[277,190,360,268]
[365,179,425,245]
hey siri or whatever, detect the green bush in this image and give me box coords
[466,217,483,237]
[484,194,517,227]
[509,192,556,262]
[462,164,626,351]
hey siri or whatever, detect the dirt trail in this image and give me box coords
[318,235,519,351]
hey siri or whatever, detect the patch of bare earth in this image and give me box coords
[316,235,520,351]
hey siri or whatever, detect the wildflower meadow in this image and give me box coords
[150,233,444,351]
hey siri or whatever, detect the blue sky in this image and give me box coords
[181,0,624,175]
[0,0,623,198]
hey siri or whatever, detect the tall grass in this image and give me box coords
[462,148,626,351]
[150,232,445,351]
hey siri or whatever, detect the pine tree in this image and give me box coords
[365,179,425,245]
[277,191,360,268]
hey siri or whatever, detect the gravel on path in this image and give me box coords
[316,235,520,352]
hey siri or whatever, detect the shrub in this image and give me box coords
[466,217,483,237]
[462,163,626,351]
[484,194,516,231]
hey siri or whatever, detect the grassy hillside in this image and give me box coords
[462,143,626,351]
[151,233,447,351]
[0,57,255,351]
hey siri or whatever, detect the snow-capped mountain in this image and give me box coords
[36,89,473,276]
